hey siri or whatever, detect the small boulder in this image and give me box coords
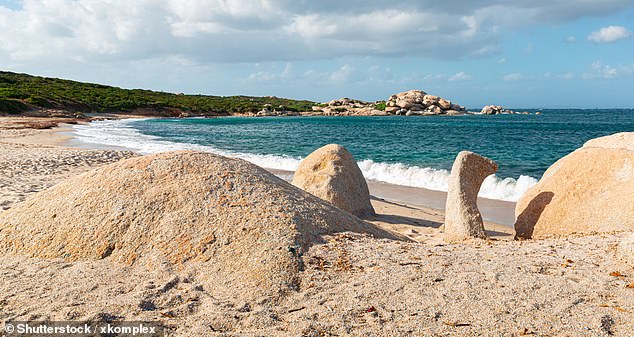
[409,104,424,112]
[444,151,498,242]
[385,106,399,114]
[292,144,375,217]
[423,105,443,115]
[481,105,500,115]
[423,95,440,106]
[438,98,452,110]
[450,103,464,111]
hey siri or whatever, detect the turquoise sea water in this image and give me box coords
[73,109,634,201]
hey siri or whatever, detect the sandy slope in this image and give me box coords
[0,119,632,336]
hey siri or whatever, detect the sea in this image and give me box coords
[71,109,634,202]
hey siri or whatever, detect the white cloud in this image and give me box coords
[448,72,471,82]
[524,43,534,54]
[0,0,632,67]
[582,61,634,79]
[565,36,576,43]
[328,64,360,84]
[248,71,278,82]
[558,72,576,80]
[423,74,447,81]
[587,25,632,43]
[247,62,294,83]
[497,57,507,64]
[503,73,526,81]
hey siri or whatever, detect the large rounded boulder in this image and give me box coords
[515,133,634,239]
[0,151,397,301]
[292,144,375,217]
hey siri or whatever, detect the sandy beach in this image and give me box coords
[0,116,514,240]
[0,117,633,336]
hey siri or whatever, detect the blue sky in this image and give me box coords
[1,1,633,108]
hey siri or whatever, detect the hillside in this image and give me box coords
[0,71,316,117]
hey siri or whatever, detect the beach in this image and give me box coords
[3,0,634,334]
[0,116,632,336]
[0,116,514,239]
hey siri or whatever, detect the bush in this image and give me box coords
[0,98,28,114]
[26,96,56,108]
[374,101,387,111]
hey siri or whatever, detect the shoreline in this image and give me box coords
[1,115,516,229]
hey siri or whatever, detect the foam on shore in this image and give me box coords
[72,118,537,202]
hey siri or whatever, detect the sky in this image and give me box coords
[1,0,633,108]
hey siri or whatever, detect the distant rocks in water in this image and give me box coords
[480,105,534,115]
[292,144,375,218]
[444,151,498,243]
[0,151,397,302]
[385,90,466,116]
[304,90,539,117]
[481,105,504,115]
[307,89,469,117]
[515,132,634,239]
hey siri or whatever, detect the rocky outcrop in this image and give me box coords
[481,105,533,115]
[385,90,466,116]
[444,151,498,242]
[292,144,375,217]
[305,98,386,116]
[0,151,397,302]
[305,91,540,117]
[515,132,634,239]
[255,104,300,117]
[481,105,504,115]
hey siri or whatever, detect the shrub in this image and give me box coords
[0,98,28,114]
[374,101,387,111]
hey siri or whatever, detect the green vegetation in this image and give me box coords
[374,101,387,111]
[0,71,317,116]
[0,98,28,114]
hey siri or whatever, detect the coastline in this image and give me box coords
[65,117,515,227]
[63,115,520,225]
[0,115,515,241]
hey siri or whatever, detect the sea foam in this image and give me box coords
[72,119,537,202]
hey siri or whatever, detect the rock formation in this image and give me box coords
[0,151,398,302]
[292,144,375,218]
[385,90,466,116]
[307,98,386,116]
[481,105,504,115]
[515,132,634,239]
[306,90,539,117]
[444,151,498,242]
[480,105,532,115]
